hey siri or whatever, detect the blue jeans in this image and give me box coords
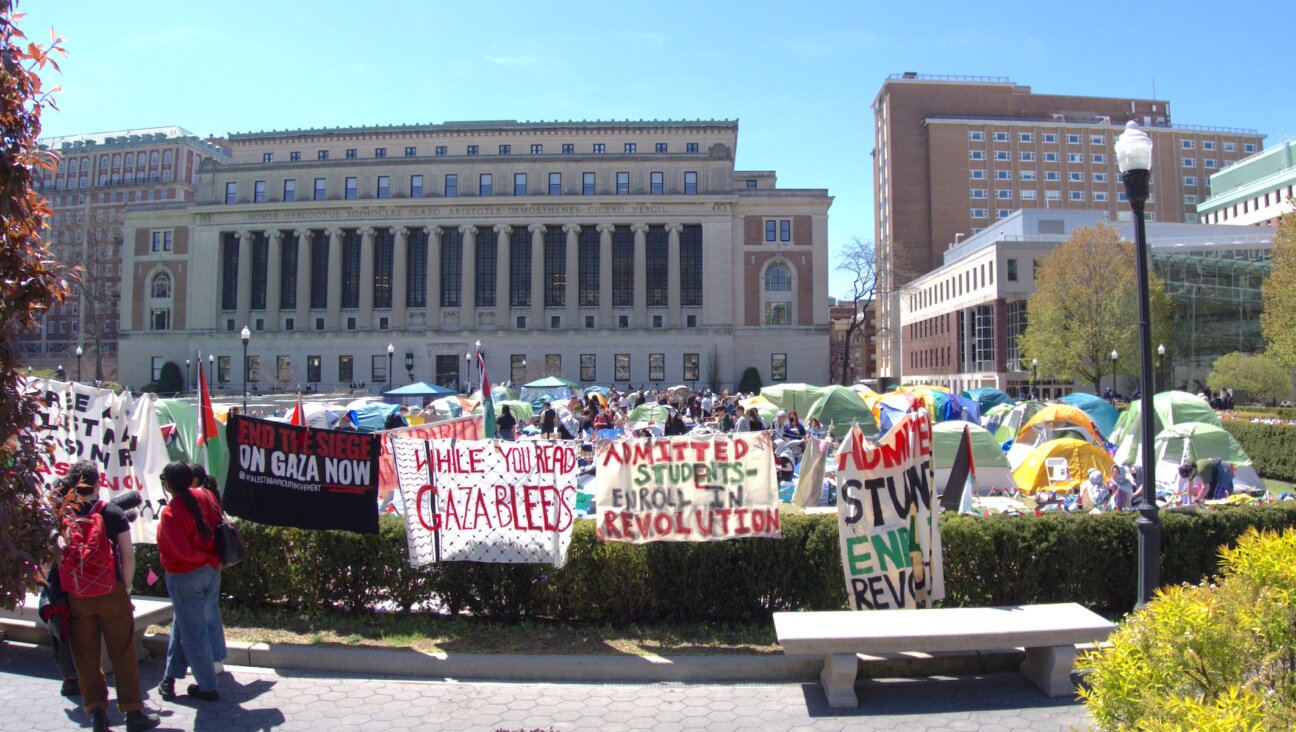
[164,566,226,691]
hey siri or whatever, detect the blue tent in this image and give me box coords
[353,402,400,432]
[1059,392,1120,439]
[964,387,1016,414]
[941,393,982,424]
[384,381,456,398]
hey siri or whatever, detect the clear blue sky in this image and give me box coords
[22,0,1294,298]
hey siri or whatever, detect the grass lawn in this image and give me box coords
[149,605,781,657]
[1264,477,1293,497]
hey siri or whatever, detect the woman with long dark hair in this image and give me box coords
[156,461,226,701]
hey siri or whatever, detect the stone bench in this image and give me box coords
[773,602,1116,708]
[0,593,173,672]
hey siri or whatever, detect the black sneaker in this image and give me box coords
[125,710,160,732]
[90,709,109,732]
[61,677,81,696]
[157,677,176,701]
[187,684,220,701]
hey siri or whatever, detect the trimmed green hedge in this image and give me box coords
[133,505,1296,623]
[1221,420,1296,483]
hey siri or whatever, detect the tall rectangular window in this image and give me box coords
[683,353,700,381]
[580,354,596,382]
[649,353,665,382]
[440,227,462,307]
[479,173,492,196]
[531,144,543,155]
[346,148,357,159]
[499,144,511,155]
[338,356,353,384]
[307,355,321,383]
[513,172,526,196]
[410,174,423,197]
[475,228,496,308]
[221,233,238,310]
[615,354,630,381]
[582,172,595,195]
[544,226,565,307]
[250,233,269,310]
[510,228,530,307]
[371,355,386,382]
[341,230,361,309]
[467,145,479,156]
[253,180,266,203]
[313,177,326,200]
[616,172,630,195]
[276,356,292,384]
[612,225,634,307]
[345,177,357,200]
[376,176,390,199]
[650,171,664,194]
[246,356,261,383]
[224,182,237,204]
[290,151,301,161]
[374,147,387,158]
[646,225,668,307]
[444,173,458,197]
[771,354,787,382]
[765,220,777,242]
[310,231,329,309]
[373,228,393,309]
[680,224,703,307]
[280,233,298,310]
[283,179,296,202]
[780,220,791,242]
[548,172,561,195]
[511,355,526,384]
[217,356,231,384]
[1006,258,1018,281]
[406,228,427,308]
[578,227,599,306]
[684,171,698,194]
[593,143,605,154]
[562,143,574,154]
[404,146,416,157]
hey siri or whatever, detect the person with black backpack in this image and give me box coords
[57,460,160,732]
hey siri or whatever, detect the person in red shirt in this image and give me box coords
[156,462,226,702]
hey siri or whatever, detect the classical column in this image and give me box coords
[494,224,512,329]
[426,226,442,330]
[326,228,343,330]
[236,230,253,330]
[294,229,312,330]
[667,223,682,328]
[563,224,580,327]
[265,230,283,330]
[359,227,376,329]
[632,223,648,328]
[460,225,478,327]
[529,224,546,328]
[597,223,614,328]
[392,226,409,330]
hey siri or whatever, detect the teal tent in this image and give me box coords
[805,385,877,438]
[1058,392,1120,439]
[964,387,1016,414]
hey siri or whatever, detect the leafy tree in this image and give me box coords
[156,361,183,396]
[1207,352,1293,406]
[1261,203,1296,368]
[0,2,68,609]
[833,237,877,386]
[737,366,763,395]
[1018,223,1173,392]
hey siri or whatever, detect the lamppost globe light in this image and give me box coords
[1111,350,1118,361]
[1115,121,1154,174]
[1158,343,1166,357]
[76,346,83,357]
[387,343,394,355]
[240,325,251,344]
[1031,357,1037,368]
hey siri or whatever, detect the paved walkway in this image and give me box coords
[0,642,1091,731]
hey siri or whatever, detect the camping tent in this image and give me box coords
[627,403,672,428]
[759,383,827,415]
[1112,390,1223,465]
[940,393,982,424]
[384,381,456,398]
[520,376,579,403]
[492,399,534,423]
[993,401,1047,444]
[1012,438,1116,494]
[1153,423,1263,492]
[981,403,1015,433]
[964,387,1016,414]
[805,385,878,437]
[154,399,229,482]
[1058,393,1120,439]
[932,422,1013,495]
[1010,404,1106,468]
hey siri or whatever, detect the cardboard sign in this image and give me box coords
[392,438,579,567]
[835,414,945,610]
[594,432,780,543]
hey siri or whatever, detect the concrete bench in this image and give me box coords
[773,602,1116,708]
[0,593,173,672]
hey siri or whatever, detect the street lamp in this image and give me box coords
[1116,119,1160,608]
[208,353,214,389]
[1158,343,1167,391]
[56,364,65,381]
[240,325,251,410]
[405,350,414,384]
[386,344,394,388]
[464,352,473,393]
[75,345,83,382]
[184,358,190,392]
[1031,357,1038,397]
[1110,349,1119,397]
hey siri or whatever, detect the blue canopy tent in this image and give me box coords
[383,381,457,398]
[940,393,981,424]
[964,387,1016,414]
[1058,392,1120,440]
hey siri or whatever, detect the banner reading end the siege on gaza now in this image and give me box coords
[835,413,945,610]
[594,431,779,543]
[392,438,580,568]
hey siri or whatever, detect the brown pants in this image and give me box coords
[68,582,143,713]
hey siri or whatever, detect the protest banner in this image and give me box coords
[594,432,780,543]
[391,438,579,567]
[378,415,482,494]
[835,413,945,610]
[223,414,381,533]
[31,379,169,543]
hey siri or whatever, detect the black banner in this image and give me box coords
[224,414,380,534]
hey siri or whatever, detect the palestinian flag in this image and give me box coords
[477,345,496,438]
[195,365,228,480]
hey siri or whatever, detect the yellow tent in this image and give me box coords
[1012,438,1115,494]
[1016,404,1105,447]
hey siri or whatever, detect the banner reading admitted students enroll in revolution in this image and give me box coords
[223,414,381,534]
[835,413,945,610]
[594,432,780,543]
[391,438,580,567]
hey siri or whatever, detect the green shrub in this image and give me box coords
[737,367,763,395]
[1081,527,1296,730]
[1221,419,1296,482]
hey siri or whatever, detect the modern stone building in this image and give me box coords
[30,128,230,381]
[118,120,831,393]
[1198,138,1296,227]
[871,73,1266,379]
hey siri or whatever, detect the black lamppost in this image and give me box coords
[1116,120,1160,608]
[1110,349,1119,397]
[184,358,190,392]
[208,353,214,388]
[386,344,394,389]
[241,325,251,410]
[1031,357,1038,397]
[75,345,83,382]
[56,364,65,381]
[405,350,414,383]
[464,351,473,393]
[1158,343,1168,391]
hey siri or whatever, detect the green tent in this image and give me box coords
[523,376,580,389]
[759,383,828,416]
[805,385,878,438]
[932,421,1010,470]
[1112,390,1222,465]
[627,403,672,427]
[1153,422,1264,492]
[154,398,229,485]
[492,399,534,422]
[993,401,1047,444]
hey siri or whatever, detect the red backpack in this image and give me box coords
[59,502,117,600]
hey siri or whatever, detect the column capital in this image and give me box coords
[562,224,581,235]
[326,227,343,238]
[631,223,649,234]
[266,229,284,241]
[362,227,377,238]
[293,228,313,239]
[666,223,683,234]
[459,224,478,236]
[494,224,513,236]
[424,225,442,237]
[528,223,547,235]
[596,223,616,234]
[237,230,255,241]
[394,226,410,238]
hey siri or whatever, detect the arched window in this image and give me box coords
[150,151,159,165]
[163,150,173,164]
[124,153,133,167]
[765,264,792,292]
[149,270,172,330]
[762,261,795,325]
[151,271,171,298]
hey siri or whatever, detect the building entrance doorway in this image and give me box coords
[435,355,460,392]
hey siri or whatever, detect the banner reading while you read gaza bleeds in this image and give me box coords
[836,413,944,610]
[595,431,779,543]
[223,414,381,534]
[392,438,579,567]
